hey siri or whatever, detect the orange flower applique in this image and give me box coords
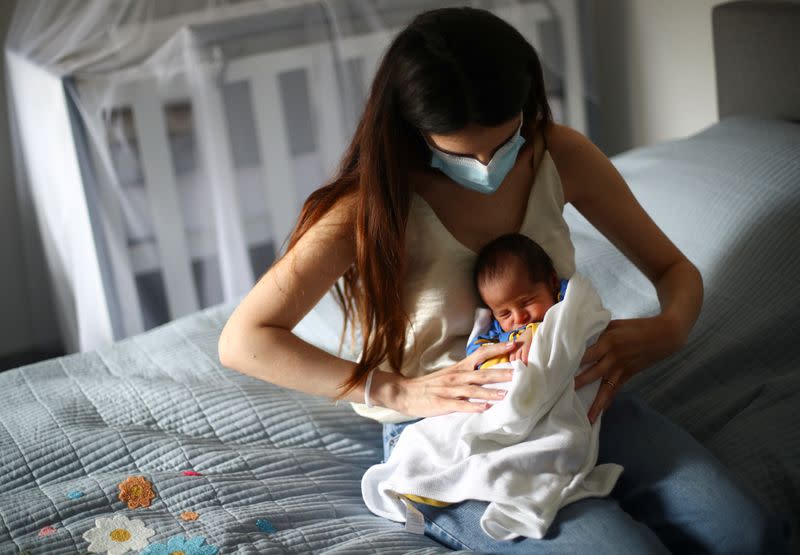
[117,475,156,509]
[180,511,200,521]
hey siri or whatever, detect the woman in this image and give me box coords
[218,7,787,553]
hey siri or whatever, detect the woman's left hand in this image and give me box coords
[575,314,688,424]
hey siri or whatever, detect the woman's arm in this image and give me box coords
[218,196,517,415]
[547,124,704,423]
[218,197,392,404]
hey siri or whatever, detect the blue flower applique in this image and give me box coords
[256,519,276,534]
[140,534,218,555]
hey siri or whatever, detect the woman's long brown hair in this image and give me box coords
[280,7,553,400]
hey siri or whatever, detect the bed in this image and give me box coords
[2,1,798,553]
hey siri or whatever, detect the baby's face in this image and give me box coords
[480,265,557,332]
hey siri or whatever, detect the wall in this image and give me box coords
[590,0,727,156]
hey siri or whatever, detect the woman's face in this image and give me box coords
[425,114,523,165]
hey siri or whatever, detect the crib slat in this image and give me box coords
[549,0,587,135]
[249,67,302,254]
[190,65,256,299]
[131,87,200,318]
[314,43,350,181]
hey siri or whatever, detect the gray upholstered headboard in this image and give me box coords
[713,0,800,120]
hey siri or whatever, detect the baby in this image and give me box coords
[467,233,568,368]
[400,233,568,509]
[369,234,621,528]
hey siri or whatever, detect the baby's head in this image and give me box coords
[474,233,560,332]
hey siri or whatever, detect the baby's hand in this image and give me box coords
[509,325,536,365]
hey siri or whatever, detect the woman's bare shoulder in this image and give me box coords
[224,191,357,332]
[544,122,589,154]
[323,189,358,227]
[543,122,608,204]
[291,190,358,270]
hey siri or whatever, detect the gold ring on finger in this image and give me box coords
[602,378,617,388]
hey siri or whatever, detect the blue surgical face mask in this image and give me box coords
[425,114,525,195]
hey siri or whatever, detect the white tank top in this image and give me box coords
[351,151,576,423]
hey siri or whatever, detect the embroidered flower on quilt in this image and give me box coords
[180,511,199,521]
[255,519,276,534]
[82,515,154,554]
[117,476,155,509]
[38,525,57,537]
[181,470,203,476]
[139,534,218,555]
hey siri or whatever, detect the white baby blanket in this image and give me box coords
[361,272,624,540]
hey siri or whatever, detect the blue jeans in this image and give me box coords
[381,390,791,554]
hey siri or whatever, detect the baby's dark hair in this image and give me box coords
[474,233,556,304]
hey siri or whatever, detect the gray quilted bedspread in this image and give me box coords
[0,300,459,554]
[1,116,798,553]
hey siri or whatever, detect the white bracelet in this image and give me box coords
[364,368,377,408]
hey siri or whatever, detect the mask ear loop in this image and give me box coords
[481,112,525,171]
[485,111,526,164]
[419,130,436,151]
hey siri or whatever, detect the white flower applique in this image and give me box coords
[82,514,155,554]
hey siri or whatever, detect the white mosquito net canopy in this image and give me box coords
[4,0,585,353]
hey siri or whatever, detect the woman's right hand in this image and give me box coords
[386,341,518,418]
